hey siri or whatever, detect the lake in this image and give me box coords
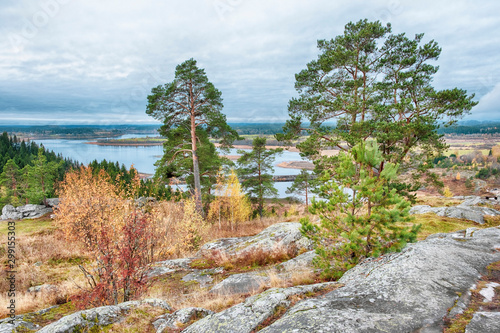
[36,134,311,199]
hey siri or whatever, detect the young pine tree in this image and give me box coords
[301,141,420,280]
[286,169,314,206]
[237,137,283,218]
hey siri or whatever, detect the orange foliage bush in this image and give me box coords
[55,167,159,307]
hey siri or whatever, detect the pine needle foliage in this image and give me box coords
[301,141,420,280]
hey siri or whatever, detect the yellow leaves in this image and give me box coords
[176,197,209,253]
[56,167,126,246]
[442,186,453,198]
[207,168,252,230]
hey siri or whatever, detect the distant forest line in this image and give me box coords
[1,121,500,138]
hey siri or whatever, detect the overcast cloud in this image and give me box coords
[1,0,499,125]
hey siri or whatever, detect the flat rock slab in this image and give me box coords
[184,282,337,333]
[182,267,224,288]
[148,258,194,278]
[36,298,171,333]
[153,307,214,332]
[259,227,500,332]
[210,272,270,295]
[198,222,313,257]
[465,312,500,333]
[276,250,317,274]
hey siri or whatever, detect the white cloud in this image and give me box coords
[466,83,500,120]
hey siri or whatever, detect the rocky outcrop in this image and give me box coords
[465,312,500,333]
[1,203,55,220]
[254,227,500,332]
[198,222,313,257]
[183,282,337,333]
[36,298,171,333]
[410,195,500,224]
[147,258,194,278]
[276,250,317,274]
[0,317,39,333]
[153,307,213,332]
[210,273,270,296]
[182,267,224,288]
[27,283,58,294]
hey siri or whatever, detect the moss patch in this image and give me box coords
[402,213,500,241]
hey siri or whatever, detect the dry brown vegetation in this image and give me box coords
[0,222,89,318]
[0,198,307,320]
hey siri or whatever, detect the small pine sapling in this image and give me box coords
[300,141,420,280]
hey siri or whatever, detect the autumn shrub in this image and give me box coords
[56,166,165,307]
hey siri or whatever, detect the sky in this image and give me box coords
[1,0,500,125]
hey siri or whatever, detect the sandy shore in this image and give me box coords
[86,141,163,146]
[276,161,314,170]
[214,143,301,152]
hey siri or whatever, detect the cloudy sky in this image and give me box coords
[1,0,499,125]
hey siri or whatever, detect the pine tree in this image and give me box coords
[301,141,420,280]
[0,159,21,206]
[22,149,62,205]
[286,169,314,206]
[237,137,283,218]
[146,58,239,214]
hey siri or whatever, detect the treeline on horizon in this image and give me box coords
[2,121,500,137]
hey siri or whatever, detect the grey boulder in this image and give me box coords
[465,312,500,333]
[153,307,214,332]
[276,250,317,274]
[1,204,52,220]
[37,298,171,333]
[148,258,194,278]
[210,273,269,296]
[199,222,313,257]
[0,205,22,220]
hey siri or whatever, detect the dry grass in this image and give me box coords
[145,272,249,313]
[401,212,500,241]
[192,244,298,271]
[415,191,463,207]
[0,222,89,319]
[103,305,167,333]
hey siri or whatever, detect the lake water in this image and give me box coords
[36,134,311,199]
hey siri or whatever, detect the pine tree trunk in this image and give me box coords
[191,114,203,215]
